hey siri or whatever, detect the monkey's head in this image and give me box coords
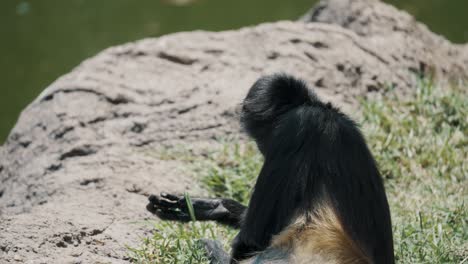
[241,74,317,155]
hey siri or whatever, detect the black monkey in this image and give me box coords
[147,74,394,264]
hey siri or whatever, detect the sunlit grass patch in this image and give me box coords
[362,79,467,263]
[128,221,235,264]
[200,143,262,205]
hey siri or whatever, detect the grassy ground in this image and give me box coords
[129,80,467,263]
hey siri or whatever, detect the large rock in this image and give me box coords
[301,0,468,81]
[1,0,467,262]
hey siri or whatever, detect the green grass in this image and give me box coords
[129,80,467,263]
[127,221,228,263]
[362,79,467,263]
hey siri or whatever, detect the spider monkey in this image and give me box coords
[146,74,394,264]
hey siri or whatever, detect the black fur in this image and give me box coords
[233,74,394,263]
[147,73,394,264]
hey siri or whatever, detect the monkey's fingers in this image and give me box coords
[146,200,160,214]
[149,194,175,208]
[160,192,181,201]
[146,200,187,219]
[148,193,223,221]
[154,208,191,222]
[158,192,190,209]
[158,192,222,210]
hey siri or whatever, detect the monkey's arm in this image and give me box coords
[146,193,246,229]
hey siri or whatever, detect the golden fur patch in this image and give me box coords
[270,199,371,264]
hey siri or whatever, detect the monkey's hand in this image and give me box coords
[146,193,230,222]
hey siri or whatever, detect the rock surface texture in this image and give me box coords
[1,0,467,262]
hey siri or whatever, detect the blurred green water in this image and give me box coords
[0,0,467,143]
